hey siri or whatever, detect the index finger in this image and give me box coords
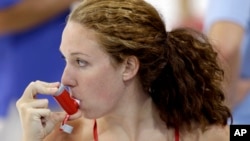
[21,80,60,100]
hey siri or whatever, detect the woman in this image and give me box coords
[16,0,231,141]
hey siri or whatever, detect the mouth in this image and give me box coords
[74,98,80,105]
[70,94,80,104]
[67,87,83,107]
[68,89,81,105]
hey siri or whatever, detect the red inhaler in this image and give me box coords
[54,84,79,115]
[53,84,79,133]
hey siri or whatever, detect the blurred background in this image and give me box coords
[1,0,250,140]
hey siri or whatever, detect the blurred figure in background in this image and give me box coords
[0,0,79,140]
[177,0,206,31]
[204,0,250,124]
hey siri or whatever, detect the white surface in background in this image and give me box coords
[146,0,208,30]
[0,102,22,141]
[145,0,181,30]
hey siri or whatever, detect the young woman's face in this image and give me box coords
[59,21,126,119]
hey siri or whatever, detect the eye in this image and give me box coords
[76,59,87,67]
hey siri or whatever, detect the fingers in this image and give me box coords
[49,112,67,125]
[17,99,49,111]
[22,80,60,100]
[16,99,49,122]
[32,110,65,125]
[16,80,60,111]
[16,81,66,139]
[16,98,66,138]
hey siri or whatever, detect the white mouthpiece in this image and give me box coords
[60,124,73,134]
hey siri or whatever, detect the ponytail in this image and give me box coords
[151,28,231,130]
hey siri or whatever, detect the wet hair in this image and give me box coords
[69,0,231,130]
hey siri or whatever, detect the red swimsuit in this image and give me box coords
[93,120,179,141]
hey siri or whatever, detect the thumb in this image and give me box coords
[50,112,67,124]
[38,112,66,137]
[45,112,66,132]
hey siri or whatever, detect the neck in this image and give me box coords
[98,88,166,140]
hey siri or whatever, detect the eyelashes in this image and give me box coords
[76,59,87,67]
[60,53,88,68]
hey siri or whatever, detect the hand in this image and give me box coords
[234,79,250,107]
[16,81,66,141]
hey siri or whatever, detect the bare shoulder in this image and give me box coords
[44,117,94,141]
[180,124,229,141]
[200,125,229,141]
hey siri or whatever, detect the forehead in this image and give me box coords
[60,21,103,55]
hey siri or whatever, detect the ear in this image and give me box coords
[122,56,139,81]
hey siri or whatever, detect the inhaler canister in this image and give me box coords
[54,84,79,115]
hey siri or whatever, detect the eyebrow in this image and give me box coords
[59,48,89,57]
[70,52,89,57]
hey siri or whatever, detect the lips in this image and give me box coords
[74,98,80,105]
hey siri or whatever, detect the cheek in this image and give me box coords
[79,71,124,117]
[91,72,124,100]
[85,69,124,105]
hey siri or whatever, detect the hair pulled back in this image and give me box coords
[69,0,231,130]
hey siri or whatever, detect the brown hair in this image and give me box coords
[69,0,231,130]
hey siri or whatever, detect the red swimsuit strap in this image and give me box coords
[93,119,98,141]
[175,128,179,141]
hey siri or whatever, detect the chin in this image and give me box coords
[83,110,106,120]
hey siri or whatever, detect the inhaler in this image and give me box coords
[54,84,79,134]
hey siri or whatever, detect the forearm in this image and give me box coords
[207,21,244,108]
[0,0,75,34]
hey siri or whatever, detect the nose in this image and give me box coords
[61,65,77,87]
